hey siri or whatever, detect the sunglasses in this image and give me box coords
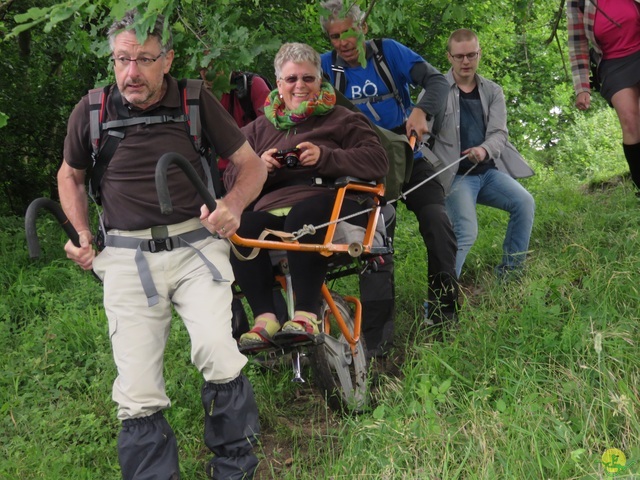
[280,74,318,84]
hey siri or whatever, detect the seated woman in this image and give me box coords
[208,42,388,348]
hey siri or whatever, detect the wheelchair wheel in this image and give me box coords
[311,291,369,412]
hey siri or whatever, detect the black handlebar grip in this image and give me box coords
[25,198,80,258]
[155,152,217,215]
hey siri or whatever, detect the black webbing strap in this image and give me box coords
[101,114,188,130]
[179,78,222,197]
[330,49,347,94]
[88,78,221,204]
[88,83,191,204]
[370,39,403,109]
[330,39,401,110]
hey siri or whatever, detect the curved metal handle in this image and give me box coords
[25,197,80,258]
[155,152,217,215]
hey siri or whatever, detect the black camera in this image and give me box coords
[273,147,301,168]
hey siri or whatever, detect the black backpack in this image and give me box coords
[228,72,273,124]
[88,78,220,204]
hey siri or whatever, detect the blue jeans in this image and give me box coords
[445,169,535,277]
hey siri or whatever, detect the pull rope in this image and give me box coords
[290,154,469,240]
[292,206,375,240]
[443,157,478,198]
[395,154,468,202]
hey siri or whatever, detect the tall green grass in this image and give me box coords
[1,165,638,478]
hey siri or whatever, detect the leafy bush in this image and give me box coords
[537,104,626,181]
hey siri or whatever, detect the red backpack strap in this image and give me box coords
[179,78,204,153]
[88,86,109,157]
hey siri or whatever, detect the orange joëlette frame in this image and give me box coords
[229,182,387,351]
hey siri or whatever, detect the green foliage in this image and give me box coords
[312,173,639,479]
[0,0,106,216]
[537,104,626,181]
[0,112,7,128]
[173,5,282,95]
[0,0,611,217]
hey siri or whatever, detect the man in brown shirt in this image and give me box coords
[58,9,266,480]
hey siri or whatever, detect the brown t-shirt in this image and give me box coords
[63,75,246,230]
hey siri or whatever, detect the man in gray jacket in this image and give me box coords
[432,29,535,278]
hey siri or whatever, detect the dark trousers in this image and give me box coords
[402,159,459,318]
[231,195,369,316]
[360,158,459,351]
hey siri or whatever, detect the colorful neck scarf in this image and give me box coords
[264,81,337,130]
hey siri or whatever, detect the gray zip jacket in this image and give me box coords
[431,70,534,193]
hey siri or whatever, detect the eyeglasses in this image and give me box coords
[449,51,480,62]
[329,30,357,41]
[280,74,319,84]
[328,26,360,41]
[112,52,165,68]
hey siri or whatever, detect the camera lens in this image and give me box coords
[284,153,299,168]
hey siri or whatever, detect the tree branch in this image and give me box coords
[555,30,569,81]
[175,9,210,50]
[545,0,566,46]
[361,0,377,25]
[0,0,16,18]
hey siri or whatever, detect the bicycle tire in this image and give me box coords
[311,291,369,412]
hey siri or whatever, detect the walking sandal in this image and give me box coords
[238,315,281,348]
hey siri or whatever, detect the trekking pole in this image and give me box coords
[25,197,80,258]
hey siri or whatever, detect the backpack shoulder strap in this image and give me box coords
[88,86,109,158]
[371,39,402,107]
[330,49,347,94]
[89,85,127,204]
[179,78,222,198]
[180,78,204,152]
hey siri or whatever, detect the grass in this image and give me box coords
[1,167,639,479]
